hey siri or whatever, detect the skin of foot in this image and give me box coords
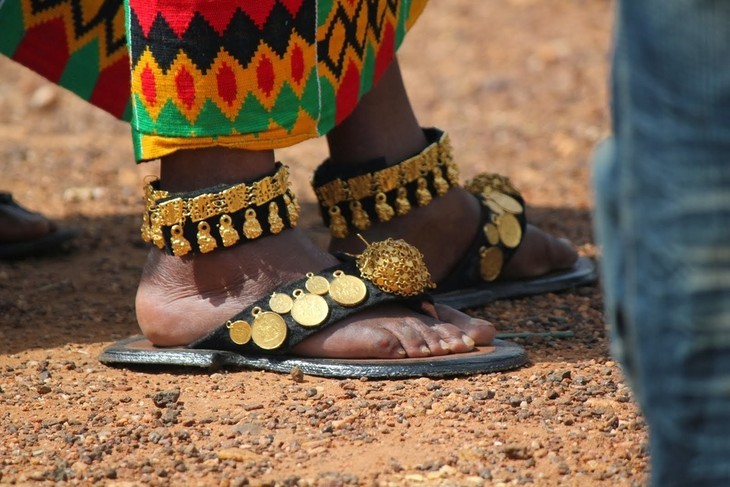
[135,228,495,357]
[0,198,57,243]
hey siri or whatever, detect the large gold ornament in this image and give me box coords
[356,238,435,296]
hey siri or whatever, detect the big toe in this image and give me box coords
[501,224,578,280]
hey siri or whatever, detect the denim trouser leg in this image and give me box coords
[593,1,730,485]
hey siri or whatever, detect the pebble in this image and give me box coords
[152,389,180,408]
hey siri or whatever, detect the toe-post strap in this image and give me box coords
[189,238,436,355]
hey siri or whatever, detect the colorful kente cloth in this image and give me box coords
[1,0,426,161]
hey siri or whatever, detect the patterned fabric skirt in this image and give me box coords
[0,0,427,161]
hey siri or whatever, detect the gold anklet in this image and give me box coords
[140,163,300,256]
[312,128,460,238]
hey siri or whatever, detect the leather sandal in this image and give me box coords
[0,193,77,260]
[311,128,597,310]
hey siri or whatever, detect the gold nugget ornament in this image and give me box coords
[356,237,435,297]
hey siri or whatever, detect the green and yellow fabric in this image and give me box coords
[1,0,426,161]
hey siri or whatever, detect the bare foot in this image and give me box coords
[135,228,495,357]
[0,195,57,243]
[328,186,578,283]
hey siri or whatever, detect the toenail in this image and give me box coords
[420,345,431,355]
[439,340,450,352]
[462,335,475,348]
[397,348,407,357]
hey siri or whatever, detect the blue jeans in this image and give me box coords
[593,1,730,485]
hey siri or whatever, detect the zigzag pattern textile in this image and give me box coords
[0,0,131,119]
[0,0,426,162]
[128,0,426,161]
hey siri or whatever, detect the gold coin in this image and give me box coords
[329,273,368,307]
[485,199,505,215]
[305,274,330,295]
[480,246,504,281]
[291,293,329,327]
[498,213,522,248]
[489,190,523,214]
[251,312,287,350]
[227,320,251,345]
[269,293,293,314]
[483,223,500,246]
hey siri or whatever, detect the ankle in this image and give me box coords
[160,148,276,192]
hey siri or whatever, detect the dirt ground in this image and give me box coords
[0,1,650,486]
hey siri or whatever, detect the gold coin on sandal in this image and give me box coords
[251,311,287,350]
[329,271,367,307]
[305,272,330,295]
[291,290,329,327]
[227,320,251,345]
[489,191,523,214]
[480,246,504,282]
[269,292,293,314]
[485,199,505,216]
[483,223,500,246]
[497,213,522,248]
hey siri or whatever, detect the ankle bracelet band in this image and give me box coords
[140,162,300,256]
[311,128,460,238]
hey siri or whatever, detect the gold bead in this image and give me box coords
[150,213,165,249]
[416,178,432,206]
[196,221,218,253]
[433,166,449,196]
[268,201,284,234]
[374,192,395,222]
[141,212,152,243]
[395,187,411,216]
[284,192,300,227]
[243,208,263,239]
[329,205,348,238]
[218,214,240,247]
[350,201,371,230]
[170,224,192,257]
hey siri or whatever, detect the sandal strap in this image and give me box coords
[189,239,436,355]
[140,162,300,256]
[439,173,527,289]
[311,128,460,238]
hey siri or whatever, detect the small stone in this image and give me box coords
[161,408,180,425]
[152,389,180,408]
[37,385,52,395]
[289,366,304,383]
[217,448,261,462]
[503,444,531,460]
